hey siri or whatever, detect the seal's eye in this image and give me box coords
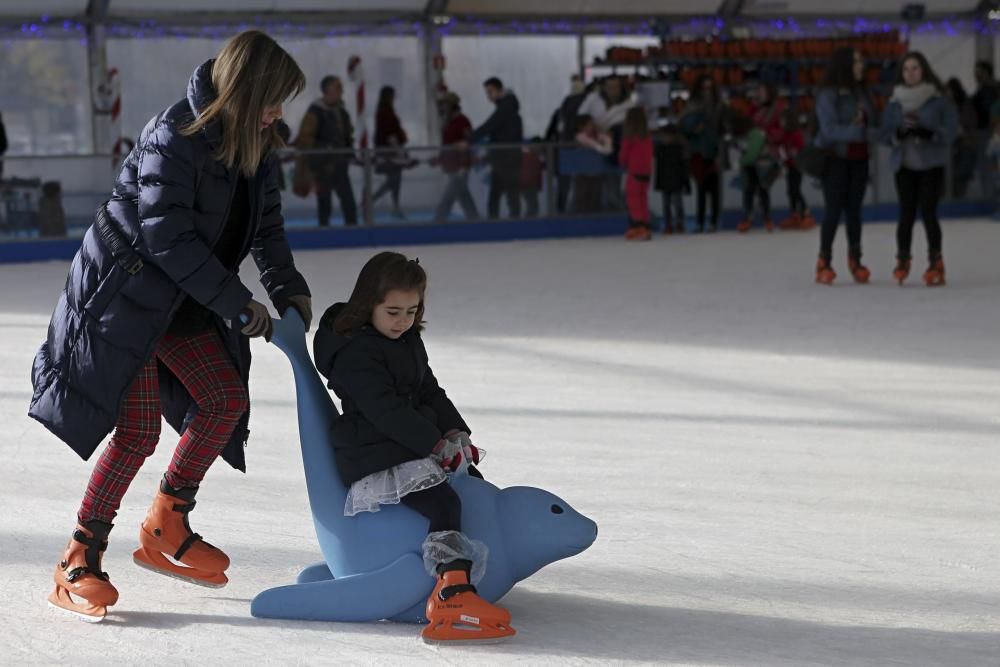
[550,504,564,515]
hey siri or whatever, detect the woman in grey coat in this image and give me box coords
[880,52,958,286]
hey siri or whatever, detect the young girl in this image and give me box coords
[619,107,654,240]
[312,252,514,643]
[778,108,817,230]
[653,123,689,234]
[732,112,774,232]
[680,75,725,232]
[880,51,958,287]
[814,47,877,285]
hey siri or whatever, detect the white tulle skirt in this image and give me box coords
[344,457,448,517]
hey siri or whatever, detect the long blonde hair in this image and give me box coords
[182,31,305,176]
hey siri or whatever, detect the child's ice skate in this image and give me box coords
[421,561,515,644]
[737,218,752,233]
[132,477,230,587]
[48,520,118,622]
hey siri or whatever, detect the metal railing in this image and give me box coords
[0,140,987,241]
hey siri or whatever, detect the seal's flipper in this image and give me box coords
[296,561,334,584]
[251,553,433,623]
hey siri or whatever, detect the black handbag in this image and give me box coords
[798,144,829,179]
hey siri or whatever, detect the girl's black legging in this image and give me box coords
[894,166,944,260]
[696,171,720,228]
[787,166,807,214]
[401,481,462,533]
[742,166,771,219]
[820,157,869,260]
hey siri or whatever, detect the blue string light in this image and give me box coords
[0,13,995,42]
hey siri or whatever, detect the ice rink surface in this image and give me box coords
[1,220,998,666]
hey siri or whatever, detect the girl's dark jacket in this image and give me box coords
[28,59,310,472]
[313,303,469,486]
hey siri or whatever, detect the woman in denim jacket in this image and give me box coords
[814,47,877,285]
[880,52,958,286]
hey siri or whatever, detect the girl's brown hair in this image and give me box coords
[333,252,427,335]
[623,106,649,138]
[182,30,306,177]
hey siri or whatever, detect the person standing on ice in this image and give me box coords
[312,252,515,643]
[619,107,654,241]
[814,47,877,285]
[471,77,524,219]
[29,31,313,622]
[880,51,958,287]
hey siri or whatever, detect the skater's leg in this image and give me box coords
[131,330,244,587]
[58,355,159,620]
[401,483,462,534]
[156,330,248,489]
[696,180,707,230]
[433,172,460,222]
[332,160,357,226]
[409,486,514,643]
[844,158,869,257]
[389,168,403,210]
[918,166,945,259]
[662,191,673,232]
[819,157,849,259]
[895,167,919,260]
[673,192,685,231]
[707,171,721,230]
[487,171,502,219]
[78,355,161,524]
[455,171,480,220]
[741,167,757,221]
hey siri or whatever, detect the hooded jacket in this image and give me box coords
[28,59,310,471]
[313,303,469,486]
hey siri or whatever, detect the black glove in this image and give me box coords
[240,299,273,342]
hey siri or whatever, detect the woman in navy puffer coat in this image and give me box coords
[31,31,313,619]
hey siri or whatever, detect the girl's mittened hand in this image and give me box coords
[431,439,464,471]
[448,431,484,465]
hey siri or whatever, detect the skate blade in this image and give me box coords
[132,551,228,588]
[421,621,516,645]
[47,590,106,623]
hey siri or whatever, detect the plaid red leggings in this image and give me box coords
[77,330,248,524]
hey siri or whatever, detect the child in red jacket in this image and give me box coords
[778,108,817,230]
[619,107,653,241]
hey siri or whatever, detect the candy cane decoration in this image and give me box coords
[347,55,366,149]
[97,67,125,170]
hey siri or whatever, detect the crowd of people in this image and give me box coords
[3,41,1000,284]
[539,49,998,286]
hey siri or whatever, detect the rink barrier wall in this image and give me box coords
[0,200,994,264]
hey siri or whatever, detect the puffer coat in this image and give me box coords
[28,59,310,472]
